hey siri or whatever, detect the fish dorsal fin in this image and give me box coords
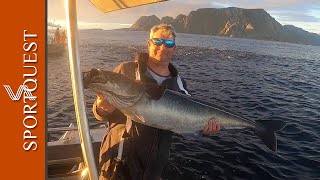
[145,85,165,100]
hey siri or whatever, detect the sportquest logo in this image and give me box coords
[1,30,40,151]
[3,85,36,101]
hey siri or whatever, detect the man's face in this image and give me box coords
[148,29,176,65]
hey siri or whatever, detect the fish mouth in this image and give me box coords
[83,68,107,89]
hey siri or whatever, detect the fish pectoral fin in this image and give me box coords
[126,117,133,133]
[129,112,145,124]
[136,114,145,123]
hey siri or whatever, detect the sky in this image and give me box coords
[48,0,320,34]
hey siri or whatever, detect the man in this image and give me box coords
[54,27,60,44]
[93,24,220,180]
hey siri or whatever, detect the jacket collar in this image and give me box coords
[134,53,179,78]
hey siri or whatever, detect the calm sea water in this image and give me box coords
[48,30,320,180]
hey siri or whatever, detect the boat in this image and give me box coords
[48,21,66,56]
[48,124,106,179]
[48,0,167,179]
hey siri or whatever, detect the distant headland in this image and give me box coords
[128,7,320,46]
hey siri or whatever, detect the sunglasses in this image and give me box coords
[150,38,175,48]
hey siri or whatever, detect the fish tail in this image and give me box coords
[254,120,286,152]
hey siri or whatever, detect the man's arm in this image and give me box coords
[92,95,116,121]
[92,63,125,121]
[181,78,220,135]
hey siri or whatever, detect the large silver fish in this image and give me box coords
[83,68,286,151]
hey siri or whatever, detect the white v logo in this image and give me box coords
[3,85,35,101]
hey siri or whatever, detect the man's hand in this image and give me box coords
[202,118,220,135]
[96,94,116,113]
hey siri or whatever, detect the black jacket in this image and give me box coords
[94,53,189,180]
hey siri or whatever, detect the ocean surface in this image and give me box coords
[48,30,320,180]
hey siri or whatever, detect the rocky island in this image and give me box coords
[129,7,320,46]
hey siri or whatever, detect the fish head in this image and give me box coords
[83,68,144,108]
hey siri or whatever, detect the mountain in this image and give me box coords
[160,16,174,24]
[280,25,320,45]
[129,7,320,46]
[130,15,160,31]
